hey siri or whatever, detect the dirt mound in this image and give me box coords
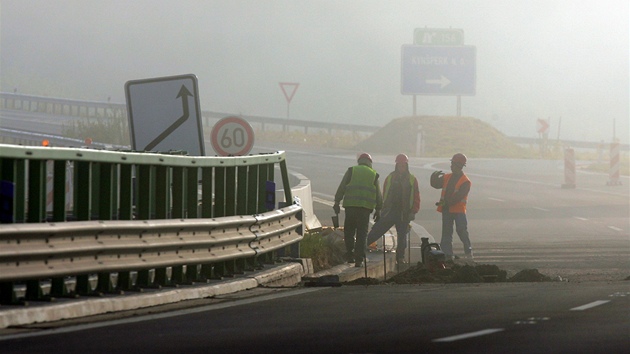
[508,268,552,282]
[354,116,529,158]
[343,263,550,285]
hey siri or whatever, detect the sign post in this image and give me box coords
[125,74,204,156]
[279,82,299,131]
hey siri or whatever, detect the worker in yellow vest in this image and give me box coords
[431,153,473,260]
[364,153,420,266]
[334,153,383,264]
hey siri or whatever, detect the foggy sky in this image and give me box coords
[1,0,628,144]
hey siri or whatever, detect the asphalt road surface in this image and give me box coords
[1,282,628,353]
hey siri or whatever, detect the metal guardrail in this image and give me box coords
[0,204,302,283]
[0,143,301,304]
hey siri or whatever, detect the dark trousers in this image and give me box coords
[343,207,372,255]
[440,210,472,258]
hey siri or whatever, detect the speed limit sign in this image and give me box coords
[210,116,255,156]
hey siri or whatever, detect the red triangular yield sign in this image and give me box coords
[279,82,300,103]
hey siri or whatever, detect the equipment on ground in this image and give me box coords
[420,237,446,271]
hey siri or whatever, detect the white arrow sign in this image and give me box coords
[425,75,451,88]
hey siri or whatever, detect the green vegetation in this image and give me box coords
[299,231,341,272]
[62,117,130,146]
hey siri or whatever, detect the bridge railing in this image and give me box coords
[0,144,302,304]
[0,92,380,136]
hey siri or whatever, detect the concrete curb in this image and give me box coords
[0,262,304,329]
[307,252,398,283]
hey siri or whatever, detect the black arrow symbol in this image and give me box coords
[144,85,192,151]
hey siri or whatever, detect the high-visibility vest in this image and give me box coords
[382,173,417,212]
[342,165,378,209]
[437,173,470,213]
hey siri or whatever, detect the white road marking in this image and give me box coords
[533,207,549,211]
[0,288,326,341]
[432,328,504,342]
[312,196,334,207]
[570,300,611,311]
[607,226,623,232]
[488,197,505,202]
[573,216,588,221]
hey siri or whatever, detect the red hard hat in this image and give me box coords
[395,153,408,164]
[451,153,467,166]
[357,152,372,163]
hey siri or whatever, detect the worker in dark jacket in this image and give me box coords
[333,153,382,264]
[431,153,473,260]
[364,153,420,266]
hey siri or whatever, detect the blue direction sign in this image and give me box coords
[401,45,476,96]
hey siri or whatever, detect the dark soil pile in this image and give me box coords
[343,263,550,285]
[508,268,552,282]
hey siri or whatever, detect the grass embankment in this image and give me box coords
[259,115,629,175]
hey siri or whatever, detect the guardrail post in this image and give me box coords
[257,164,268,213]
[201,167,213,218]
[137,269,160,289]
[97,273,120,294]
[137,165,154,220]
[51,277,78,298]
[237,165,248,216]
[172,166,185,218]
[215,166,226,217]
[247,165,259,215]
[75,161,92,220]
[52,160,67,221]
[76,274,99,296]
[0,282,23,305]
[98,162,116,220]
[225,166,236,216]
[119,164,133,220]
[279,160,292,207]
[155,268,173,287]
[155,165,169,219]
[27,159,46,222]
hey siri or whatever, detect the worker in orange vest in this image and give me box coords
[431,153,472,260]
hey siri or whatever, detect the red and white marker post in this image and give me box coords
[562,147,576,189]
[607,142,622,186]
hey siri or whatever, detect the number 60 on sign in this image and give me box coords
[210,116,255,156]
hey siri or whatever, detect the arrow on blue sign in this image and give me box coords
[401,45,476,96]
